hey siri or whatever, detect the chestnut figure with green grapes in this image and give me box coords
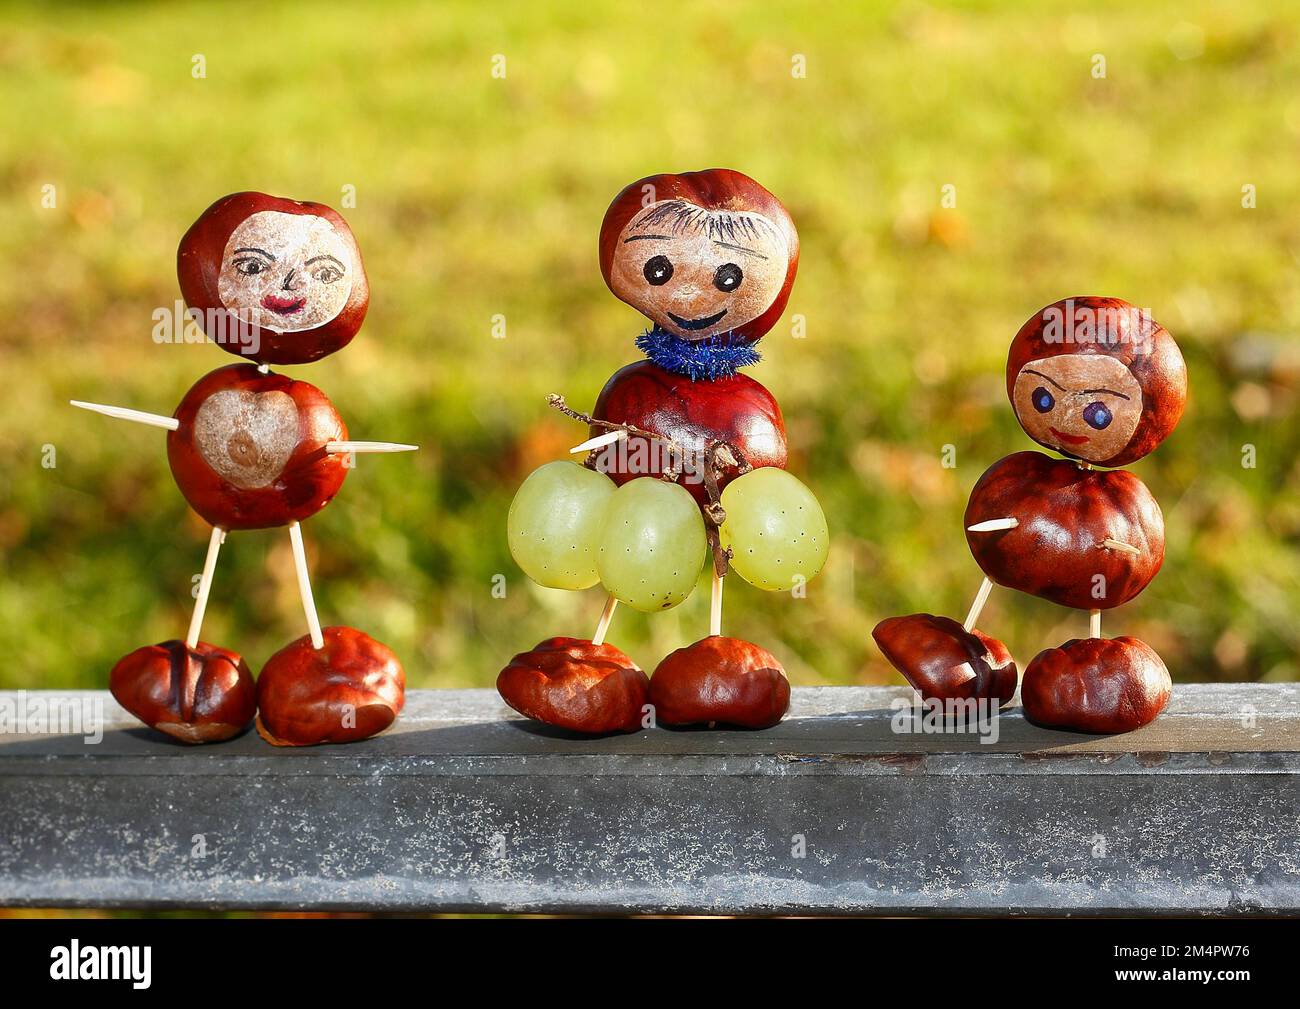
[73,192,415,746]
[499,170,828,734]
[873,297,1187,733]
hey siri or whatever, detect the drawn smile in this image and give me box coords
[1049,427,1090,446]
[261,294,306,315]
[668,309,727,331]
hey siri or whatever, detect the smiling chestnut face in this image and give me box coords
[1012,354,1144,464]
[609,201,791,341]
[217,211,354,334]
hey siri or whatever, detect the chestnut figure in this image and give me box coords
[1021,637,1171,734]
[497,637,649,734]
[592,360,787,507]
[499,170,824,735]
[873,296,1186,734]
[168,364,349,530]
[72,193,416,745]
[109,640,255,743]
[256,627,405,746]
[872,614,1017,707]
[650,637,789,729]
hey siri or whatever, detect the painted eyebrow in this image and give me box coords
[232,247,275,259]
[305,254,345,267]
[713,240,768,260]
[623,234,674,242]
[1024,370,1131,401]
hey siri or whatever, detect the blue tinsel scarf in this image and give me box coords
[635,327,762,381]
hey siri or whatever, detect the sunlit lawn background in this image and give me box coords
[2,0,1298,697]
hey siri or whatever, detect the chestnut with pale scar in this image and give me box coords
[609,200,791,341]
[1012,354,1143,464]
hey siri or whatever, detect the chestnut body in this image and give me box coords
[497,637,649,734]
[1021,636,1171,733]
[592,360,787,507]
[109,640,256,743]
[650,636,789,729]
[167,364,348,530]
[872,614,1017,706]
[256,626,405,746]
[964,451,1164,610]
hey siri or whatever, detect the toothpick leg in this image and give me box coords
[185,526,226,649]
[592,593,618,647]
[710,567,724,637]
[1089,608,1102,639]
[962,576,994,633]
[288,521,325,650]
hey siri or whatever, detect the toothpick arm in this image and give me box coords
[70,400,179,431]
[325,441,419,455]
[967,517,1019,533]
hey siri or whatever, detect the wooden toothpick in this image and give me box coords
[967,517,1019,533]
[325,441,419,454]
[1090,608,1102,639]
[592,593,618,647]
[288,521,324,650]
[710,566,724,638]
[185,526,226,649]
[70,400,179,431]
[963,576,994,633]
[569,429,627,454]
[1101,538,1140,556]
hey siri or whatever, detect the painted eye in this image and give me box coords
[234,259,265,277]
[643,256,673,286]
[1083,401,1113,430]
[1031,386,1055,413]
[714,263,743,292]
[314,265,343,284]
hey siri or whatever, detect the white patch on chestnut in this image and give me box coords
[193,389,300,489]
[217,211,354,334]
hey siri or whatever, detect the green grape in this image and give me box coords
[508,461,615,590]
[597,478,707,612]
[719,467,829,592]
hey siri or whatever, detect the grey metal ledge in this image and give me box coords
[1,684,1297,915]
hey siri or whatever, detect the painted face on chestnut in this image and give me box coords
[609,200,790,341]
[1012,354,1143,463]
[217,211,354,333]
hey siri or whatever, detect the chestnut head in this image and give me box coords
[599,169,798,344]
[178,192,369,365]
[1006,297,1186,467]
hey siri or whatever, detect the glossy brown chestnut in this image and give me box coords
[497,637,649,734]
[255,626,405,746]
[965,451,1164,610]
[649,636,789,729]
[592,360,787,507]
[109,640,255,743]
[1020,636,1171,734]
[599,169,799,346]
[167,364,348,530]
[1006,296,1186,467]
[872,613,1018,706]
[178,191,369,365]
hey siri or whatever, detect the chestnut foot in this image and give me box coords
[110,640,256,744]
[256,627,405,746]
[872,614,1017,706]
[1021,636,1171,734]
[497,637,649,734]
[649,636,790,729]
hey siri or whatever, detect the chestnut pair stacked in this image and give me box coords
[497,170,828,735]
[874,296,1187,733]
[76,193,412,746]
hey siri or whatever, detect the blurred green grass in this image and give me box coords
[1,0,1297,691]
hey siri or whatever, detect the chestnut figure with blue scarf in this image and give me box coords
[498,171,828,735]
